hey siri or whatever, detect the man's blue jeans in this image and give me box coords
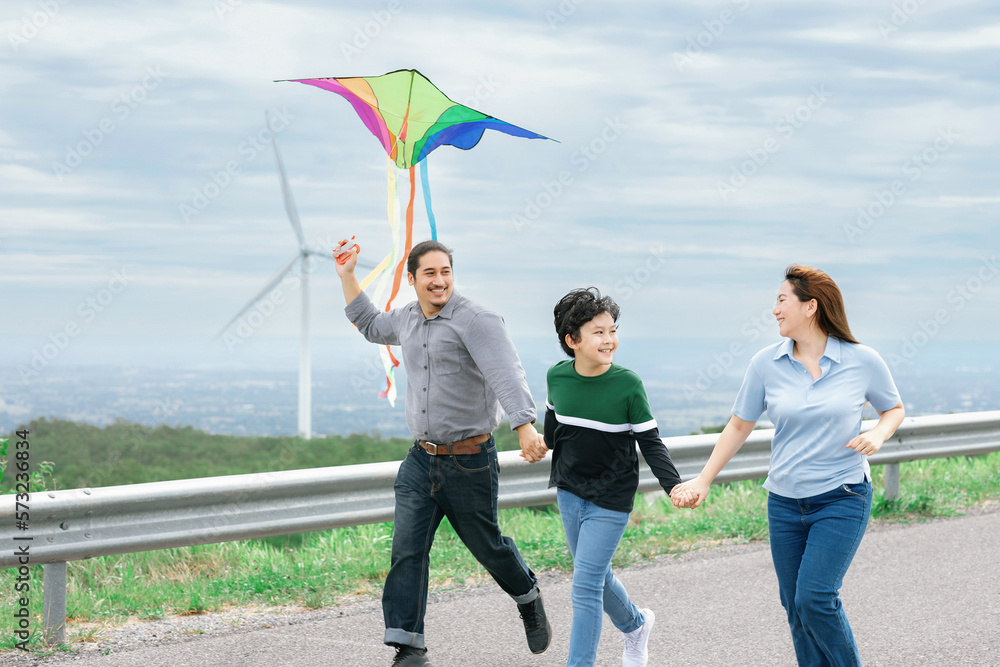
[768,480,872,667]
[382,438,539,649]
[558,489,645,667]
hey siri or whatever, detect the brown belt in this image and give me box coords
[418,433,490,456]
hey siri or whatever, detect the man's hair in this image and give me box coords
[406,240,454,276]
[553,287,620,357]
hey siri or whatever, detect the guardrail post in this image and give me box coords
[42,561,67,645]
[883,463,900,503]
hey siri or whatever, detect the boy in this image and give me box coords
[544,287,686,667]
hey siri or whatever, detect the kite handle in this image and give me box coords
[334,236,361,264]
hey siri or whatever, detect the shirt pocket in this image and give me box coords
[429,330,466,376]
[435,356,462,376]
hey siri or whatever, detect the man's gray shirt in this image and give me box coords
[345,289,536,443]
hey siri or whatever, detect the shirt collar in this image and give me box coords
[823,336,843,363]
[773,335,842,363]
[773,338,795,360]
[428,290,460,320]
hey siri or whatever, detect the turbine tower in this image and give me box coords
[218,112,370,439]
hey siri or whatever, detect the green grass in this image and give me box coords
[870,451,1000,518]
[4,451,999,653]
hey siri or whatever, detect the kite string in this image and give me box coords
[420,159,437,241]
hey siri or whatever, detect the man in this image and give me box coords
[336,239,551,667]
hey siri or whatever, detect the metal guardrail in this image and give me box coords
[3,410,1000,644]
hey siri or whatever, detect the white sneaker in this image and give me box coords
[621,607,655,667]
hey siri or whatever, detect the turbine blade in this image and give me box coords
[269,111,306,250]
[213,254,299,340]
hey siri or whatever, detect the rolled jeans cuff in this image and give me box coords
[511,585,539,605]
[384,628,425,650]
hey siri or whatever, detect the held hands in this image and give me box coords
[845,430,885,457]
[670,477,710,509]
[670,485,696,509]
[518,429,548,464]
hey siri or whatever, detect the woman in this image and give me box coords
[672,265,904,667]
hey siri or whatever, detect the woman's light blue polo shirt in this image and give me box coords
[732,336,901,499]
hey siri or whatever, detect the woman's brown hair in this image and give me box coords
[784,265,860,344]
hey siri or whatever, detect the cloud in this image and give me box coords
[886,25,1000,52]
[0,164,132,197]
[905,195,1000,207]
[1,0,998,360]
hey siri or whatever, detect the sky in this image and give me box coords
[3,0,999,384]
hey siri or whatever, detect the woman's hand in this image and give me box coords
[671,476,710,509]
[670,484,696,508]
[845,431,885,456]
[847,403,905,457]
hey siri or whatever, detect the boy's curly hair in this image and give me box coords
[553,287,620,358]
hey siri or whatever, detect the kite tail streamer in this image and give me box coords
[420,159,437,241]
[365,157,403,404]
[385,166,416,311]
[377,345,398,404]
[376,166,418,403]
[375,166,416,404]
[359,158,398,293]
[359,253,392,292]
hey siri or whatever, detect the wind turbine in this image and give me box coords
[218,111,371,439]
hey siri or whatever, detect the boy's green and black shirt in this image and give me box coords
[544,360,682,513]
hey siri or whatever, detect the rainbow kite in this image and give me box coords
[282,69,552,404]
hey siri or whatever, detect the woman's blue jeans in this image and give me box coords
[558,489,645,667]
[382,439,538,649]
[767,480,872,667]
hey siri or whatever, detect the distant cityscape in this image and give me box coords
[3,338,997,438]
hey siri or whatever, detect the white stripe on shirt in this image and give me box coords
[550,410,657,434]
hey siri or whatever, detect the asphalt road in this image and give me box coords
[10,505,1000,666]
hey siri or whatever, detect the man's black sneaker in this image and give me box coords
[391,644,432,666]
[517,589,552,654]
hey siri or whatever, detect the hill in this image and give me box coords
[1,417,524,493]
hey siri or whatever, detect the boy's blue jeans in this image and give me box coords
[382,439,538,649]
[558,489,645,667]
[767,480,872,667]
